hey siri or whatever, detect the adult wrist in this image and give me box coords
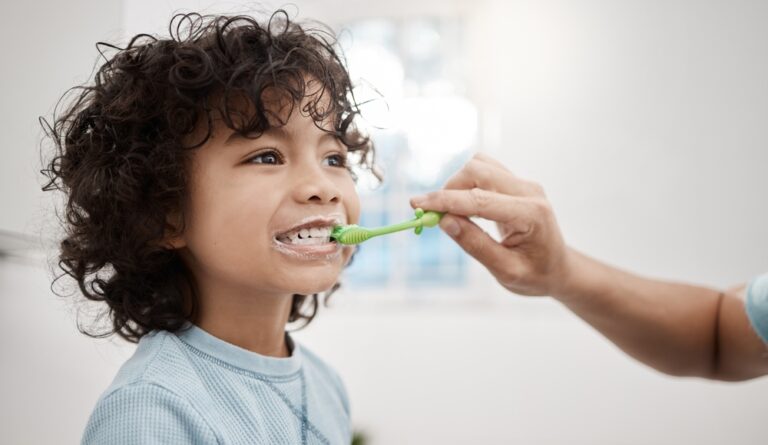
[550,247,603,305]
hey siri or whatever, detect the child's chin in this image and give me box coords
[286,273,340,296]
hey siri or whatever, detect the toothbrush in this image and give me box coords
[331,208,444,245]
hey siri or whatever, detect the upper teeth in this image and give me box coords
[278,226,333,244]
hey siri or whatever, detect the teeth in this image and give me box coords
[277,226,333,244]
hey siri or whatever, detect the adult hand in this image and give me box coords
[411,154,768,381]
[410,153,575,297]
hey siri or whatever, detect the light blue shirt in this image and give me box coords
[746,272,768,343]
[81,324,351,444]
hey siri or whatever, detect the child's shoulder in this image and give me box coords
[82,331,219,444]
[94,329,215,418]
[298,343,341,379]
[104,330,194,396]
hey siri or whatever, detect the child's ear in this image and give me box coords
[162,212,187,249]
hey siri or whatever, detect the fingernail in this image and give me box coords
[441,217,460,237]
[410,195,427,206]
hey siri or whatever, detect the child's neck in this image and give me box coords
[194,292,293,358]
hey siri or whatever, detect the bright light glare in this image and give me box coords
[344,20,476,188]
[397,95,477,186]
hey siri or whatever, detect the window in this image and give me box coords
[340,17,477,289]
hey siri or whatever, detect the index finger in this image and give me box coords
[410,188,539,223]
[443,159,542,197]
[472,152,512,172]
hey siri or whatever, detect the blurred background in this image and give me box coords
[2,0,768,443]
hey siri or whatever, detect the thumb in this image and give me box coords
[439,215,514,272]
[439,214,463,237]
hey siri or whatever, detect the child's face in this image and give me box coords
[174,91,360,300]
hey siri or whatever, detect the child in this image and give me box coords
[43,10,376,444]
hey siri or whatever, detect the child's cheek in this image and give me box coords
[346,186,362,225]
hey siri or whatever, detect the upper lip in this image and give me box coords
[273,214,345,238]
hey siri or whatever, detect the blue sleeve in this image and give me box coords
[81,382,219,445]
[745,273,768,343]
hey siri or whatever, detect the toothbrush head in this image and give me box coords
[331,224,372,245]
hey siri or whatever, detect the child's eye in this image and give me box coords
[324,153,347,168]
[246,150,283,165]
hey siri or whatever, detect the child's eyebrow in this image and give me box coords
[224,126,341,145]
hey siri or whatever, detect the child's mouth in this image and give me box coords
[272,217,343,260]
[275,226,334,245]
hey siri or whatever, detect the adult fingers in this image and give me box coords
[472,152,511,172]
[440,214,525,279]
[411,188,542,226]
[442,156,545,198]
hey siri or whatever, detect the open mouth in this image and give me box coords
[272,215,344,258]
[275,225,335,245]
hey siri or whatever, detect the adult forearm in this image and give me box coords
[554,249,723,378]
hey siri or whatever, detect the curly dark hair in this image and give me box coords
[41,10,377,343]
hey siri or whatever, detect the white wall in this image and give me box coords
[2,1,768,444]
[0,259,134,445]
[0,2,126,444]
[0,1,124,237]
[466,0,768,287]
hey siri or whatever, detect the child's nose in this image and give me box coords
[291,168,341,205]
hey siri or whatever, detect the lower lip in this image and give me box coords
[271,239,343,261]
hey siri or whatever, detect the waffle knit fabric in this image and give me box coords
[81,324,351,444]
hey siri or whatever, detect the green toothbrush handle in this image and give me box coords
[331,208,444,245]
[412,208,442,234]
[368,208,443,237]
